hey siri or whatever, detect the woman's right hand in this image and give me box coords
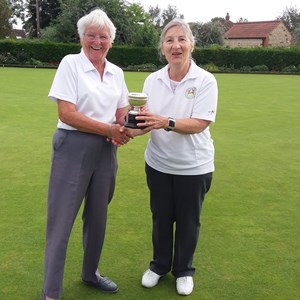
[110,124,131,146]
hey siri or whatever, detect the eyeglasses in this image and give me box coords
[84,33,110,42]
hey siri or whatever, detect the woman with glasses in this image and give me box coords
[41,8,130,300]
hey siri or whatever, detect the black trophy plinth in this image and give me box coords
[125,111,143,128]
[124,92,148,129]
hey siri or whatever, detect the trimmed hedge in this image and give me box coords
[192,47,300,71]
[0,39,80,66]
[107,45,162,68]
[1,39,300,72]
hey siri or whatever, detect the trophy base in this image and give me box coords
[124,122,140,129]
[124,113,145,129]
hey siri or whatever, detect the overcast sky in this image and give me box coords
[129,0,299,23]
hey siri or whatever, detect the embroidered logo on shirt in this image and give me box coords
[185,87,197,99]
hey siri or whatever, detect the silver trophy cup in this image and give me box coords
[125,92,148,129]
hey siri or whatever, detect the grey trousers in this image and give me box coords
[43,129,117,298]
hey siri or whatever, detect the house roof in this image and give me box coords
[12,29,26,38]
[224,20,282,39]
[222,13,234,31]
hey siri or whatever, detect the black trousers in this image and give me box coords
[145,163,212,278]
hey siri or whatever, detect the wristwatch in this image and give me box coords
[165,117,176,131]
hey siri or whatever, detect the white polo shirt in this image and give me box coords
[48,50,129,130]
[143,61,218,175]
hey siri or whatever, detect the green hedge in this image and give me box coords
[0,39,80,65]
[1,39,300,71]
[107,45,162,68]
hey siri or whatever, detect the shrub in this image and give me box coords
[0,52,17,64]
[252,65,269,72]
[282,65,298,73]
[126,63,158,71]
[202,63,219,72]
[240,66,252,72]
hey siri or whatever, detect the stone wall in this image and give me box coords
[224,22,292,48]
[268,24,292,47]
[224,38,263,48]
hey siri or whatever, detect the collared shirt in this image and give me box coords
[143,60,218,175]
[48,50,128,130]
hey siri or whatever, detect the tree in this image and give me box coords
[161,5,184,27]
[192,21,225,47]
[0,0,13,38]
[292,24,300,45]
[277,5,300,46]
[278,5,300,33]
[8,0,27,26]
[148,5,161,28]
[125,3,159,46]
[211,17,226,23]
[41,0,78,42]
[236,17,248,23]
[25,0,61,37]
[42,0,133,43]
[42,0,158,45]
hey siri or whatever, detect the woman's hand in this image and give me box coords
[135,112,168,130]
[109,124,132,146]
[124,126,151,138]
[135,111,211,134]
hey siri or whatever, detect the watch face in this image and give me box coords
[168,118,175,129]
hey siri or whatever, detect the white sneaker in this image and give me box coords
[176,276,194,295]
[141,269,162,288]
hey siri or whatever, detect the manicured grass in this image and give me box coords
[0,68,299,300]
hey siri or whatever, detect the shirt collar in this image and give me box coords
[79,49,115,75]
[158,60,199,85]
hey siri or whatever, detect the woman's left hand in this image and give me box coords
[135,112,168,130]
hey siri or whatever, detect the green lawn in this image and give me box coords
[0,68,299,300]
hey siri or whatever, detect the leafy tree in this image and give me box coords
[161,5,184,27]
[278,5,300,33]
[236,17,248,23]
[42,0,131,43]
[42,0,78,42]
[42,0,158,45]
[8,0,26,23]
[0,0,13,38]
[192,21,225,47]
[211,17,226,23]
[25,0,61,37]
[292,24,300,45]
[8,0,27,26]
[147,4,184,40]
[148,5,161,28]
[125,3,159,46]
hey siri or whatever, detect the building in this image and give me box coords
[12,29,27,39]
[222,13,234,32]
[224,20,292,47]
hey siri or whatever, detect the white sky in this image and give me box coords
[14,0,299,29]
[129,0,299,23]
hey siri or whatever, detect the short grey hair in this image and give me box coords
[77,8,116,42]
[159,19,195,56]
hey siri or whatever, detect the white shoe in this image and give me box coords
[176,276,194,295]
[141,269,162,288]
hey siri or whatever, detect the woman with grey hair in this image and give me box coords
[128,18,218,296]
[41,8,130,300]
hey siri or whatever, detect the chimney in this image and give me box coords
[226,13,230,21]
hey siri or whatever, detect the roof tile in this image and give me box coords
[224,21,282,39]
